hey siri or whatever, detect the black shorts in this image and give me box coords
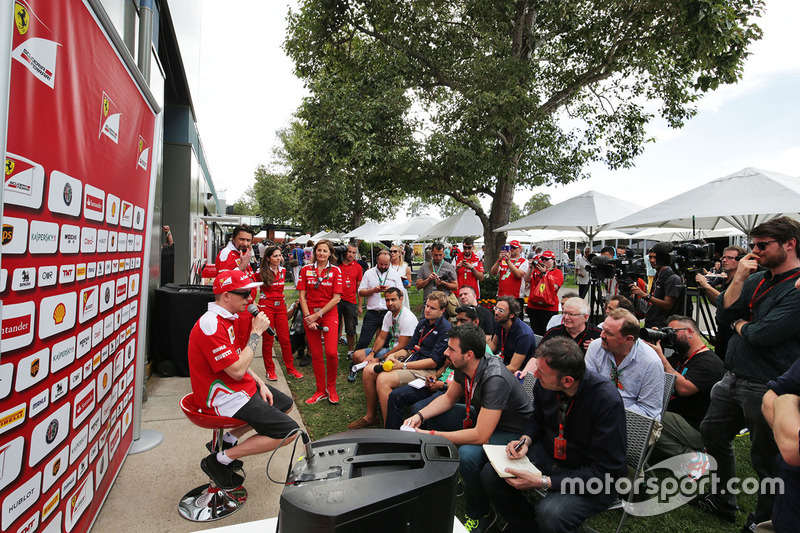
[233,384,298,439]
[338,300,358,336]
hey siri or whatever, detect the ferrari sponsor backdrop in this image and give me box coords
[1,0,158,531]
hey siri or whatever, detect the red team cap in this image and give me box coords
[213,269,262,295]
[541,250,556,260]
[508,240,521,248]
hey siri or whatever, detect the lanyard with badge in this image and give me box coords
[554,393,575,460]
[463,369,477,429]
[747,269,800,319]
[388,309,403,349]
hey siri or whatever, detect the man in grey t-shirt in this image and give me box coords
[416,242,458,299]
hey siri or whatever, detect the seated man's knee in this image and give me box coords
[458,444,486,472]
[352,349,367,364]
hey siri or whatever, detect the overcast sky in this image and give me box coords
[194,0,800,218]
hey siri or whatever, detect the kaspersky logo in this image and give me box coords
[15,2,29,35]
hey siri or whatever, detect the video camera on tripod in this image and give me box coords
[587,253,647,298]
[669,240,716,288]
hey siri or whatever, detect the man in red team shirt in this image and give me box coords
[455,237,485,298]
[491,239,529,313]
[188,270,299,490]
[216,225,257,350]
[337,243,364,358]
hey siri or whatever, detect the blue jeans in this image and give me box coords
[699,371,778,522]
[384,386,438,429]
[481,443,615,532]
[355,310,384,350]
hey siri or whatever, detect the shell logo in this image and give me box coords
[103,374,108,388]
[53,303,67,324]
[111,203,116,217]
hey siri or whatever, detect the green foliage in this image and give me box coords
[284,0,763,263]
[251,166,301,225]
[522,193,552,216]
[230,187,259,216]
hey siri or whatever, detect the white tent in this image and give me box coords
[496,190,641,244]
[417,209,483,240]
[378,216,441,241]
[288,233,311,245]
[342,221,394,242]
[609,168,800,235]
[631,227,744,242]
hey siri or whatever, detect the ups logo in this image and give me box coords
[31,358,39,377]
[52,458,61,476]
[2,224,13,245]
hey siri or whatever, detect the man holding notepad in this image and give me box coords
[403,323,533,533]
[481,337,627,533]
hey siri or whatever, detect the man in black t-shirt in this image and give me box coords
[646,316,723,464]
[404,323,533,532]
[630,242,683,328]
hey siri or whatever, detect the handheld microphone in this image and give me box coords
[247,304,276,337]
[372,360,394,374]
[301,431,314,465]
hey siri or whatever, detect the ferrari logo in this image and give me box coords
[5,159,14,175]
[15,3,29,35]
[103,97,109,117]
[138,139,143,152]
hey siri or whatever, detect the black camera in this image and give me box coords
[671,240,715,287]
[588,254,646,297]
[639,327,677,347]
[333,244,348,265]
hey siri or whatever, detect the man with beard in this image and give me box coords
[646,315,724,464]
[630,242,683,328]
[216,225,257,350]
[416,242,458,300]
[488,296,537,374]
[355,250,404,351]
[337,243,363,358]
[404,323,533,533]
[692,217,800,532]
[455,237,486,298]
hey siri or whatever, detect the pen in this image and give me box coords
[513,439,525,452]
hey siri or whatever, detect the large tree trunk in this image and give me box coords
[483,177,515,267]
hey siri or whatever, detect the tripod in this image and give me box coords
[587,277,607,326]
[683,285,718,346]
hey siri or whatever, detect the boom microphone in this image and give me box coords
[247,304,276,337]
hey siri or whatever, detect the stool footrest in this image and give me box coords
[178,484,247,522]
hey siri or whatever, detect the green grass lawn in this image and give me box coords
[282,284,757,533]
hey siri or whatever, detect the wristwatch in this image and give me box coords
[541,474,549,493]
[403,362,407,370]
[645,294,652,301]
[731,319,745,333]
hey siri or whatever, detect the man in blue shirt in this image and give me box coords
[488,295,537,373]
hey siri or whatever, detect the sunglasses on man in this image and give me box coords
[749,240,778,251]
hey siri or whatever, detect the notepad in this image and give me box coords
[482,444,542,478]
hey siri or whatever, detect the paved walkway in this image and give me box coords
[92,341,305,532]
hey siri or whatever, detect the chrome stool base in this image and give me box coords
[178,483,247,522]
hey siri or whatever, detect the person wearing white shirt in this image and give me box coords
[356,251,405,350]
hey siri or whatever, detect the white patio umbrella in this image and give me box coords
[496,190,642,244]
[631,227,744,242]
[288,233,311,244]
[608,168,800,236]
[417,209,484,240]
[379,216,441,241]
[342,221,395,242]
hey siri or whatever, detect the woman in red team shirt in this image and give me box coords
[257,246,304,381]
[297,239,343,404]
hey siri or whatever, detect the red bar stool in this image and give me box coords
[178,393,248,522]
